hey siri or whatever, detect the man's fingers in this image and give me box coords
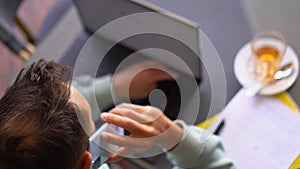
[109,107,156,124]
[106,153,122,163]
[110,107,146,123]
[106,147,136,163]
[115,103,149,112]
[101,132,152,149]
[101,113,149,133]
[112,104,162,123]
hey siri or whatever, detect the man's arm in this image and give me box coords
[101,104,235,169]
[166,120,235,169]
[72,74,114,122]
[72,60,176,122]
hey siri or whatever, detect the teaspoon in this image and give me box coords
[246,62,295,97]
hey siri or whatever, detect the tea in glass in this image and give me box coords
[251,31,287,82]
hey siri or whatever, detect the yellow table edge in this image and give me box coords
[197,91,300,169]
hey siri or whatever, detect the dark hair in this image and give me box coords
[0,59,89,169]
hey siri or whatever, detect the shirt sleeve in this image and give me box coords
[72,75,114,122]
[166,120,235,169]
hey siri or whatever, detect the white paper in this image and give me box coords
[216,89,300,169]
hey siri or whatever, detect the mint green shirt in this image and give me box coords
[73,75,235,169]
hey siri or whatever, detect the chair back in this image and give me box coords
[0,0,34,60]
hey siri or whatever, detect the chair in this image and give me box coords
[0,0,72,61]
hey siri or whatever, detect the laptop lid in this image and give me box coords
[73,0,201,81]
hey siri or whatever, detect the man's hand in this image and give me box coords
[112,60,177,99]
[100,103,183,162]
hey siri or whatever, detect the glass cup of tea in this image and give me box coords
[251,31,288,83]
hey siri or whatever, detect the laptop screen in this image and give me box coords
[73,0,201,80]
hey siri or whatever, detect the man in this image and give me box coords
[0,59,234,169]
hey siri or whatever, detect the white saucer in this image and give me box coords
[234,42,299,95]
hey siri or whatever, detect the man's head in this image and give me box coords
[0,60,94,169]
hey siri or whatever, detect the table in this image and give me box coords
[26,0,256,123]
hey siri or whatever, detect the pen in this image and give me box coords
[214,119,225,135]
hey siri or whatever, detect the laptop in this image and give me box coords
[73,0,201,82]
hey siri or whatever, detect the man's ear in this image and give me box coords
[79,151,92,169]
